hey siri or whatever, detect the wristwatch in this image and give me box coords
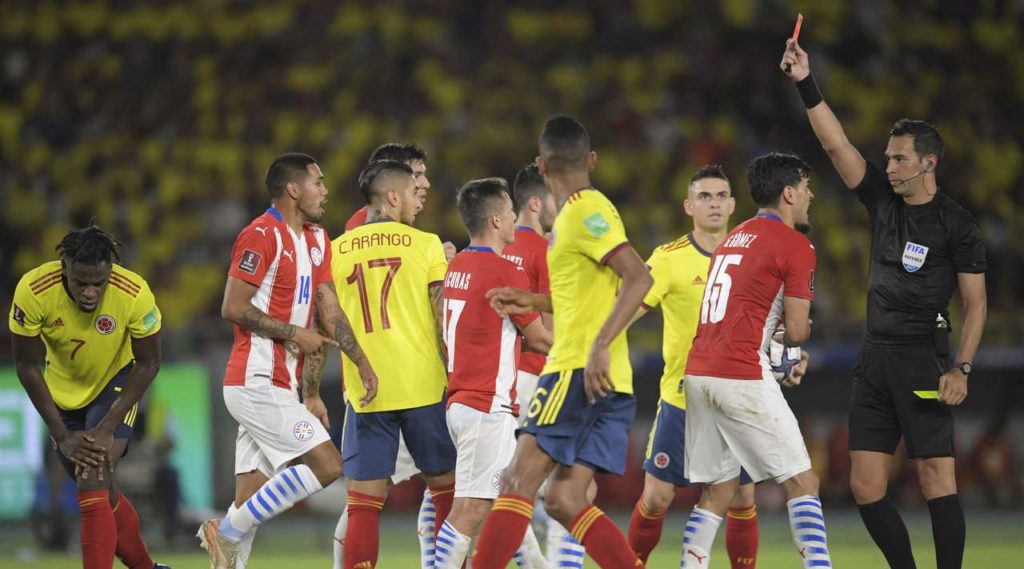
[956,361,972,375]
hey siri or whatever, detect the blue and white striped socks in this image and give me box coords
[680,507,722,568]
[787,495,832,568]
[418,490,437,568]
[219,464,323,543]
[512,525,546,568]
[547,521,585,568]
[432,520,471,568]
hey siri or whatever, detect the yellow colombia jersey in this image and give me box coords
[331,221,448,413]
[543,189,633,393]
[643,233,713,409]
[8,261,162,410]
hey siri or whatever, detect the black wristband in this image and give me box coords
[795,74,823,109]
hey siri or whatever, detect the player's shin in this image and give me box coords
[546,520,585,567]
[927,494,965,569]
[471,494,533,568]
[725,505,758,569]
[512,524,546,568]
[428,483,455,540]
[786,495,832,568]
[79,489,117,569]
[433,520,472,568]
[568,504,643,568]
[680,507,723,569]
[111,489,155,569]
[225,502,257,569]
[333,507,348,569]
[221,465,324,541]
[418,489,437,568]
[344,491,385,569]
[628,499,667,563]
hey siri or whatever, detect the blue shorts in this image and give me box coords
[643,399,752,486]
[342,397,457,481]
[519,369,636,475]
[56,363,138,477]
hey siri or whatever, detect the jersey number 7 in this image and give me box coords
[346,257,402,333]
[700,254,743,324]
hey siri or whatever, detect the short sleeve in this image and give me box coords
[951,211,986,274]
[314,227,334,287]
[506,264,540,328]
[642,249,670,309]
[781,237,817,301]
[425,234,449,285]
[127,281,162,338]
[228,224,277,286]
[854,162,894,213]
[573,198,630,265]
[9,274,45,337]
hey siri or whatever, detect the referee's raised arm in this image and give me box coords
[781,39,867,190]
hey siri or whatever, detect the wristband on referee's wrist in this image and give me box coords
[795,74,824,109]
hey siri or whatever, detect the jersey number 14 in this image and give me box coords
[700,254,743,324]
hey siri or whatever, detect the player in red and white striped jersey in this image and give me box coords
[199,153,377,569]
[432,178,552,568]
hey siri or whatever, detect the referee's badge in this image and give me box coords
[902,241,929,273]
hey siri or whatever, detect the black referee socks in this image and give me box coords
[858,496,917,569]
[928,494,965,569]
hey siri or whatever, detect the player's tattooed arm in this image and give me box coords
[223,276,335,354]
[301,313,329,399]
[239,306,297,339]
[430,282,447,365]
[315,282,378,407]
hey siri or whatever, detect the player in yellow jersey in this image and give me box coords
[473,115,653,569]
[330,159,457,569]
[9,225,168,569]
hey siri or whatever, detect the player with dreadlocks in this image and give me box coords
[9,225,168,569]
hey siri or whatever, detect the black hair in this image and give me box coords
[746,152,811,207]
[511,162,548,212]
[367,143,428,165]
[890,118,945,164]
[456,177,510,236]
[56,224,122,265]
[358,160,414,204]
[691,164,730,185]
[265,153,317,199]
[538,115,591,173]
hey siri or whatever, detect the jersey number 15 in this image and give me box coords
[700,254,743,324]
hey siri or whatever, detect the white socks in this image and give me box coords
[225,503,257,568]
[680,507,723,569]
[220,464,323,542]
[418,489,437,568]
[546,521,585,567]
[787,495,832,568]
[513,525,548,568]
[332,506,348,569]
[432,520,471,568]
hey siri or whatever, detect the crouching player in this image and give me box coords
[433,178,553,568]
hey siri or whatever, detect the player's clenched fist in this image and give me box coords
[486,287,536,316]
[780,39,810,81]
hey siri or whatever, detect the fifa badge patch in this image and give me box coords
[902,241,929,273]
[95,314,117,335]
[310,246,323,267]
[12,304,26,327]
[142,307,159,332]
[583,212,610,237]
[293,420,315,441]
[654,452,671,469]
[237,249,262,275]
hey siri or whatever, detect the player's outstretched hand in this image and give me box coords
[292,326,339,355]
[305,396,331,429]
[584,343,615,404]
[781,350,810,388]
[443,241,457,262]
[938,369,968,406]
[780,39,810,81]
[357,360,379,407]
[56,431,108,480]
[486,287,534,316]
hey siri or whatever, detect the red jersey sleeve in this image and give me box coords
[781,235,816,301]
[533,246,550,295]
[313,226,333,288]
[344,207,368,232]
[228,223,277,286]
[506,264,541,328]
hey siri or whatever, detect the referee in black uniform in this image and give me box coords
[780,41,988,569]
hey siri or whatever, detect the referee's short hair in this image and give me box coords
[747,152,811,208]
[890,119,945,164]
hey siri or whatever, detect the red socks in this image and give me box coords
[344,491,385,569]
[471,494,533,568]
[79,490,116,569]
[628,499,667,563]
[111,490,154,569]
[429,483,456,539]
[726,505,759,568]
[570,504,644,568]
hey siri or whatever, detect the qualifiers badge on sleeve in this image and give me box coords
[237,249,262,275]
[12,304,27,327]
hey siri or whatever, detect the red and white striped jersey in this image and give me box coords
[223,208,333,391]
[443,248,539,415]
[686,215,816,380]
[501,226,550,375]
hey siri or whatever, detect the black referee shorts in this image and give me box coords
[848,335,954,459]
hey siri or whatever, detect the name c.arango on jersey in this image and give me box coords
[445,271,471,291]
[723,231,758,249]
[338,231,414,254]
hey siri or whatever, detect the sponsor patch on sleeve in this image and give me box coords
[583,212,610,237]
[12,304,26,326]
[142,307,160,332]
[237,249,262,275]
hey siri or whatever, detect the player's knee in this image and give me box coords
[313,455,343,487]
[783,470,820,499]
[917,463,956,500]
[641,481,674,511]
[543,488,584,525]
[731,483,756,509]
[849,472,885,503]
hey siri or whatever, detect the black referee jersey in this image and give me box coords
[855,162,987,337]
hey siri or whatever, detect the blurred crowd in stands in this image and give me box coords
[2,0,1022,358]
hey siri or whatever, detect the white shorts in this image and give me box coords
[225,377,332,477]
[391,435,421,484]
[683,374,811,485]
[446,403,517,499]
[516,371,540,426]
